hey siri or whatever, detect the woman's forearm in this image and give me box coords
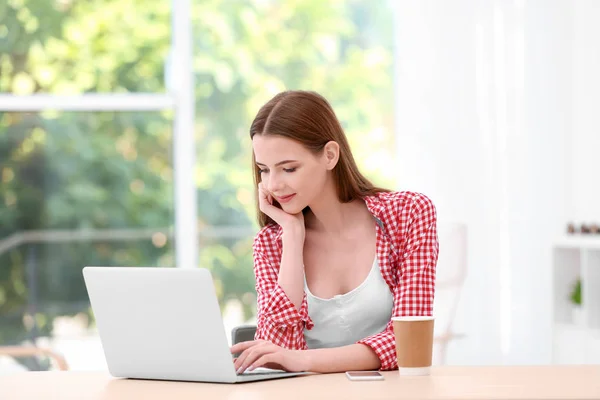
[277,227,305,310]
[304,344,381,373]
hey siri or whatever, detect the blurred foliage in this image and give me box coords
[570,278,582,306]
[0,0,395,368]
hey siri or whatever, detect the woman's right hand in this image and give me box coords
[258,182,305,238]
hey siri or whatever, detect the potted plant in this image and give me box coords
[570,279,586,326]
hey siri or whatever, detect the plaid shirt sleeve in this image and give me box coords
[357,193,439,370]
[253,230,313,349]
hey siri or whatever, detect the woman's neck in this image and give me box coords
[304,187,368,235]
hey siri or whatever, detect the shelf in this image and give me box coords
[552,243,600,364]
[554,322,600,337]
[555,236,600,249]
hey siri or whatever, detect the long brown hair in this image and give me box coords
[250,90,390,227]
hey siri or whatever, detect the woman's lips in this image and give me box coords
[276,194,296,204]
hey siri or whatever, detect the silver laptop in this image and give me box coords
[82,266,305,383]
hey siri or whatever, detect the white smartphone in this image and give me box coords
[345,371,384,381]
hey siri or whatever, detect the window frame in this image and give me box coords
[0,0,198,269]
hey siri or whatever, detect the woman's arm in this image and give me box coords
[276,226,305,310]
[253,228,313,351]
[305,344,380,372]
[253,181,312,349]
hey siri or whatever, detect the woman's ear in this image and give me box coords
[323,141,340,170]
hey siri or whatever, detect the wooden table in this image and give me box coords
[1,366,599,400]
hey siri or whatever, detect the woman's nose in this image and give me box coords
[266,174,283,192]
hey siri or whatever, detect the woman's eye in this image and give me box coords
[258,169,268,174]
[283,168,297,173]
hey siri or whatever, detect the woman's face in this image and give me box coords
[252,134,330,214]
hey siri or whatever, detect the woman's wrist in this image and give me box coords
[295,349,312,372]
[282,223,305,242]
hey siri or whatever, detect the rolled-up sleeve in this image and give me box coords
[253,239,313,350]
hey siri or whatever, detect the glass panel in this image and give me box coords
[0,1,170,93]
[193,0,396,335]
[0,111,173,370]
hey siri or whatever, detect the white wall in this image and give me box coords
[570,0,600,223]
[515,0,571,364]
[392,0,571,365]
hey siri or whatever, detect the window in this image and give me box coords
[0,0,396,371]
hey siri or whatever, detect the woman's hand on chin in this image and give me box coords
[258,182,305,236]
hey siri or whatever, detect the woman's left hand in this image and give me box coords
[231,340,310,373]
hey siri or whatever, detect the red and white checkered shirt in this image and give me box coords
[252,191,438,371]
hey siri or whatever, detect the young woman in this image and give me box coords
[231,91,438,374]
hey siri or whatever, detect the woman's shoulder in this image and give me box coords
[369,191,437,248]
[370,190,436,214]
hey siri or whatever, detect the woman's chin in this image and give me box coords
[281,203,304,215]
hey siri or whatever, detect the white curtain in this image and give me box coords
[391,0,571,364]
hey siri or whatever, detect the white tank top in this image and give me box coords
[303,257,394,349]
